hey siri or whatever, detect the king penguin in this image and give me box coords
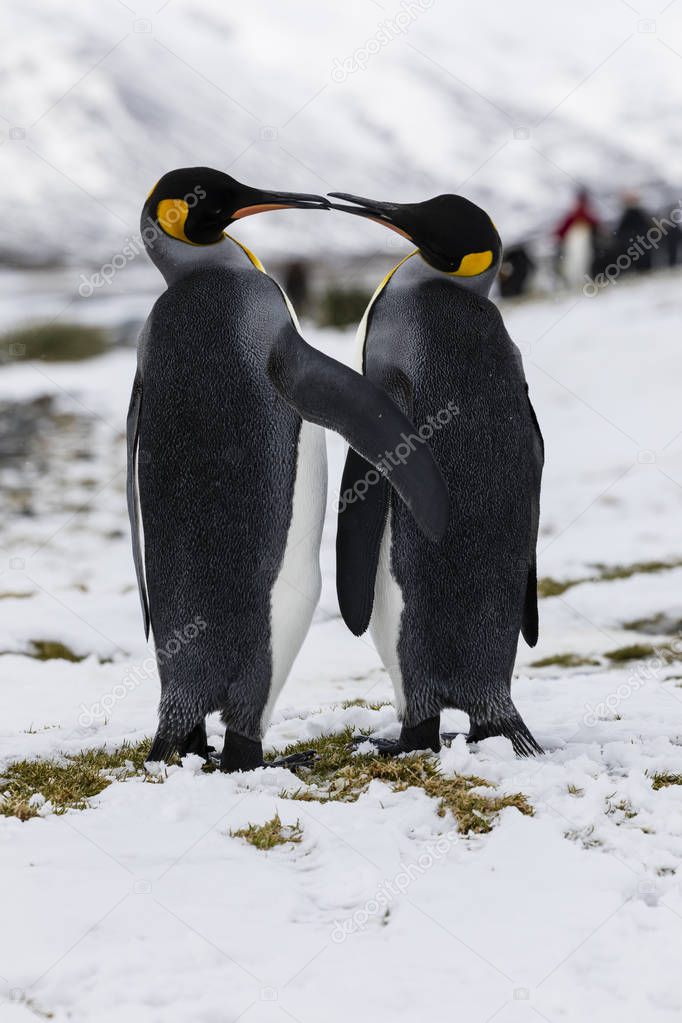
[330,190,544,757]
[127,168,448,773]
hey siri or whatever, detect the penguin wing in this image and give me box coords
[335,366,414,636]
[336,449,390,635]
[126,368,150,640]
[267,328,448,543]
[521,387,544,648]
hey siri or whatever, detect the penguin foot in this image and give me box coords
[350,716,441,756]
[440,732,467,745]
[179,722,212,761]
[219,731,316,773]
[268,750,317,770]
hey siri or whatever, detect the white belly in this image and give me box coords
[562,223,593,286]
[369,507,406,718]
[264,419,327,729]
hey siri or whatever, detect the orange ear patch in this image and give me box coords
[157,198,194,244]
[452,250,493,277]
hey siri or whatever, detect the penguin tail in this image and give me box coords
[146,685,206,765]
[468,696,544,757]
[146,730,178,765]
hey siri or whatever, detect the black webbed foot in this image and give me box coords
[267,750,317,770]
[179,721,213,761]
[219,731,316,773]
[350,716,441,756]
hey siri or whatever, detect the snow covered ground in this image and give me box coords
[2,267,682,1021]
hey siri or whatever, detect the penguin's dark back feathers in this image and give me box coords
[362,272,543,718]
[137,266,300,731]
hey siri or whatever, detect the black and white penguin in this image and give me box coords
[127,168,448,773]
[331,191,544,757]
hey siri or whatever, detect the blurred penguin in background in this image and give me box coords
[612,192,653,273]
[499,242,535,298]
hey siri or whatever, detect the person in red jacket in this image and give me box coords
[554,187,600,287]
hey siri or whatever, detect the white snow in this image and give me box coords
[1,268,682,1020]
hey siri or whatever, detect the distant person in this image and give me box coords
[554,187,599,288]
[498,243,535,298]
[283,260,309,316]
[613,192,653,272]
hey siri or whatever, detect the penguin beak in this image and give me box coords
[232,189,330,220]
[327,192,414,242]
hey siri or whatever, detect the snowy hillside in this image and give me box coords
[1,271,682,1020]
[2,0,682,264]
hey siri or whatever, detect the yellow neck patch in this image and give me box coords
[452,250,493,277]
[378,250,418,291]
[224,232,265,272]
[156,198,196,245]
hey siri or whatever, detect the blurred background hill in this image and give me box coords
[2,0,682,268]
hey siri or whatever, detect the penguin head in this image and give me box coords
[328,191,502,285]
[144,167,329,245]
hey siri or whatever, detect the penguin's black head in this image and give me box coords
[144,167,329,245]
[327,191,502,278]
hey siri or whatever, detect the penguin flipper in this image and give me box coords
[126,369,150,640]
[522,387,544,648]
[267,329,449,543]
[521,562,539,647]
[336,448,390,635]
[335,366,413,636]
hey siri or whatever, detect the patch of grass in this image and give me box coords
[538,558,682,601]
[624,612,682,636]
[567,783,584,796]
[604,643,657,663]
[28,640,86,663]
[0,739,153,820]
[564,825,603,849]
[339,698,391,711]
[0,591,33,600]
[0,641,111,664]
[274,729,532,834]
[651,772,682,791]
[596,559,682,582]
[316,286,371,328]
[603,643,682,665]
[5,992,53,1019]
[0,322,111,363]
[230,813,303,850]
[531,653,600,669]
[606,796,637,820]
[537,577,576,598]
